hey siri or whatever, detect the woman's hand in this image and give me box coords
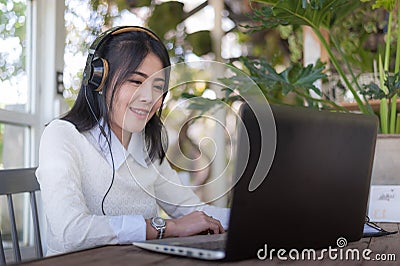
[146,211,224,239]
[166,211,225,238]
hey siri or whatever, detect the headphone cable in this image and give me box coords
[84,86,116,215]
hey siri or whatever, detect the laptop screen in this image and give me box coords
[225,103,378,260]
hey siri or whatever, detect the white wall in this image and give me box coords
[35,0,66,145]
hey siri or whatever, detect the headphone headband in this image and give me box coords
[88,26,160,55]
[83,26,161,91]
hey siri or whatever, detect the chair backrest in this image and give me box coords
[0,167,43,265]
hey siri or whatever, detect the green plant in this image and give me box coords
[248,0,378,115]
[180,57,343,115]
[360,0,400,133]
[221,57,346,110]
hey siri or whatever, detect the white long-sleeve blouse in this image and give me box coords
[36,119,230,256]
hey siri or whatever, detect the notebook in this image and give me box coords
[133,103,378,261]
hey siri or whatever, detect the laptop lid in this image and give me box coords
[225,103,378,260]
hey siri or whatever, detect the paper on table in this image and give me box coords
[367,185,400,222]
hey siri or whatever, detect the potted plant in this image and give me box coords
[246,0,400,196]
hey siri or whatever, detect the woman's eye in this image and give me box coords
[153,85,163,91]
[128,79,142,85]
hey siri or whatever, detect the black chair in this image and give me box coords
[0,167,43,265]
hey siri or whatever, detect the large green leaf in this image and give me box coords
[280,60,326,96]
[179,57,342,111]
[252,0,361,30]
[238,56,326,96]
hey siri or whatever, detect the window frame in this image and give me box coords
[0,0,66,257]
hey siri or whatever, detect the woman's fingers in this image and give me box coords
[169,211,225,237]
[214,217,225,233]
[204,213,225,234]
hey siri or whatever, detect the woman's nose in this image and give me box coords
[137,85,153,103]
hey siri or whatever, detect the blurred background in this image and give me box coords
[0,0,394,261]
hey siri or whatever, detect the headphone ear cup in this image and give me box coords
[89,57,109,92]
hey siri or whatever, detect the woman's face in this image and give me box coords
[108,53,165,144]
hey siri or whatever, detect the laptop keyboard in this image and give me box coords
[162,233,227,251]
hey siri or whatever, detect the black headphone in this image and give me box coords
[82,26,161,92]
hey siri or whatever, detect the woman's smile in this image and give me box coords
[129,107,150,120]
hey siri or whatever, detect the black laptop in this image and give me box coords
[133,103,378,261]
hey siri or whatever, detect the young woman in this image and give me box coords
[36,26,229,256]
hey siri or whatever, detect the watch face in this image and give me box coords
[153,217,166,227]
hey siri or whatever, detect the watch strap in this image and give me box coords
[158,227,165,239]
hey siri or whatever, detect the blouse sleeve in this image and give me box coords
[153,160,230,229]
[36,121,145,254]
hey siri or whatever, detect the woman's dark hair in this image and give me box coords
[62,28,170,163]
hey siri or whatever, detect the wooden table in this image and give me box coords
[19,223,399,265]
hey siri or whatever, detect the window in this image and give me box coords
[0,0,33,114]
[0,0,34,168]
[0,0,37,262]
